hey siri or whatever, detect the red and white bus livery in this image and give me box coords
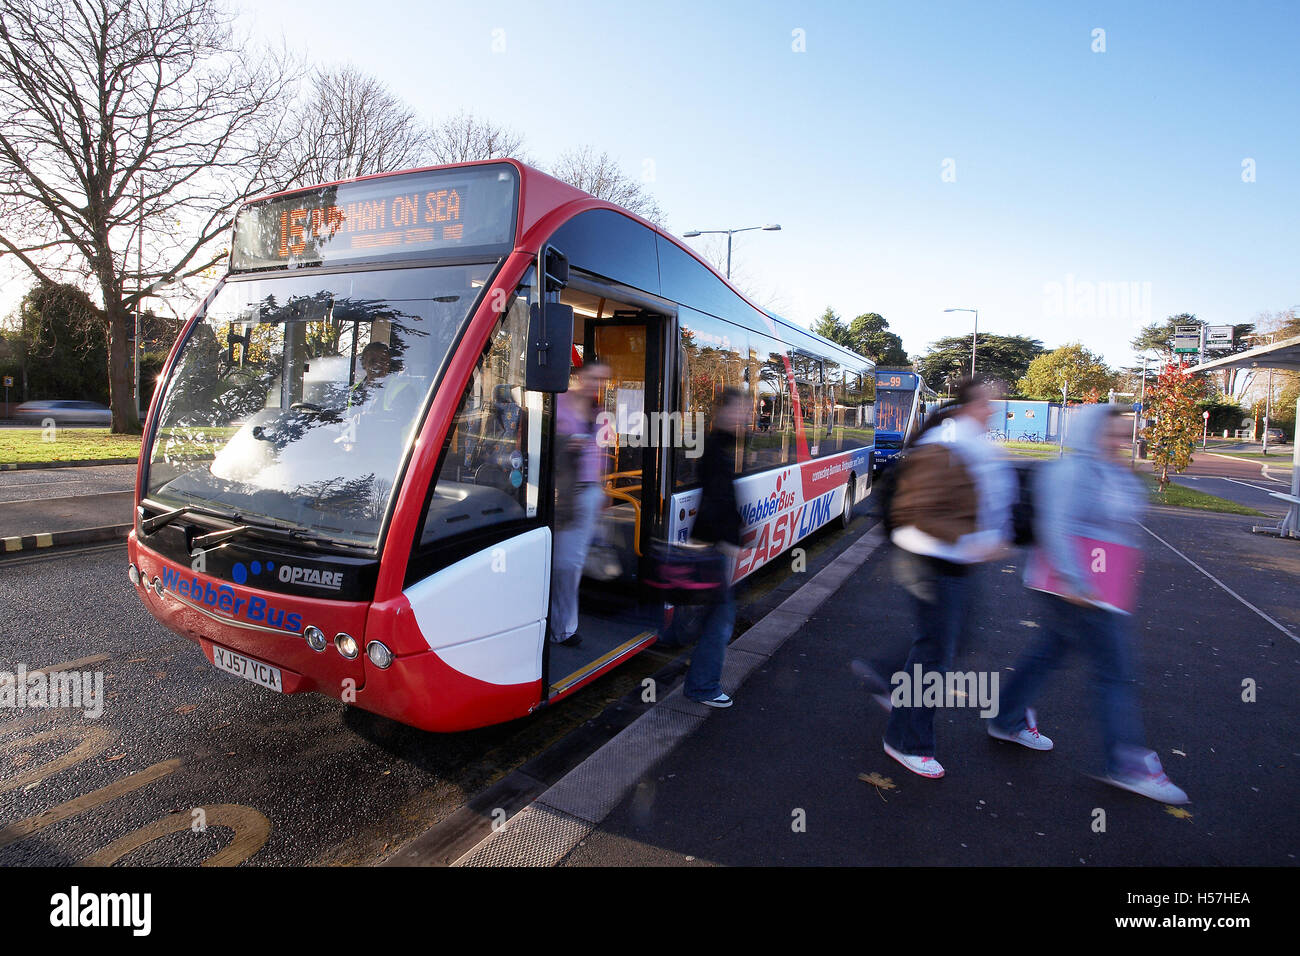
[127,160,877,732]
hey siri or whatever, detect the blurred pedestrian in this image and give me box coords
[549,360,610,648]
[988,404,1189,804]
[880,379,1016,778]
[678,386,748,708]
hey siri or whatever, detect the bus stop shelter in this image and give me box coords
[1194,333,1300,538]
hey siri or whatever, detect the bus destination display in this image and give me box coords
[875,371,917,390]
[231,165,518,271]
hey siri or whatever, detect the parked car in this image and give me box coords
[1265,427,1288,444]
[13,400,113,426]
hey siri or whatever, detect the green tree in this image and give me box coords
[1144,362,1208,490]
[1017,343,1117,401]
[844,312,908,366]
[916,334,1045,393]
[0,283,107,404]
[811,306,850,346]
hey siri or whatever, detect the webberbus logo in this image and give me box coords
[160,567,303,632]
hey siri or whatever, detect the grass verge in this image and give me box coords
[1139,472,1264,516]
[0,428,142,464]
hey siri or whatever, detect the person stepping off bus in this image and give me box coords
[549,360,610,648]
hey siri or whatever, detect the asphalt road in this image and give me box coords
[0,509,866,866]
[0,464,136,504]
[1170,447,1294,514]
[563,506,1300,866]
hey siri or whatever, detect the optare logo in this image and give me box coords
[229,559,342,591]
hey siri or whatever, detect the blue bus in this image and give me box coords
[873,370,938,468]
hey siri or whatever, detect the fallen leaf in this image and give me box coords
[106,753,127,761]
[1019,620,1039,628]
[859,771,897,790]
[1171,749,1186,757]
[1165,806,1193,820]
[174,704,197,715]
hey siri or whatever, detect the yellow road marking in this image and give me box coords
[0,725,116,796]
[77,803,270,867]
[0,758,181,850]
[549,631,656,696]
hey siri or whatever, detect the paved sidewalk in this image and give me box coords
[475,506,1298,866]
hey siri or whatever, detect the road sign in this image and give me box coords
[1203,410,1210,419]
[1173,325,1202,354]
[1132,402,1142,412]
[2,376,11,388]
[1205,325,1234,348]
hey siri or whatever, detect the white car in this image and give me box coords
[13,400,113,426]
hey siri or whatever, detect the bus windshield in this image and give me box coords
[875,388,913,435]
[144,264,492,550]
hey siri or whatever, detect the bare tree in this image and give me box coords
[276,65,434,189]
[0,0,292,431]
[550,146,664,225]
[428,110,527,166]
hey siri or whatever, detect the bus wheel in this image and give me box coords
[841,477,855,528]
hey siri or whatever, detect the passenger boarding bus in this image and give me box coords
[871,370,937,469]
[127,160,876,732]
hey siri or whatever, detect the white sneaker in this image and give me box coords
[690,692,733,709]
[988,708,1054,751]
[1103,751,1190,805]
[883,739,945,778]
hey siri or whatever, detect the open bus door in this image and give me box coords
[540,306,668,702]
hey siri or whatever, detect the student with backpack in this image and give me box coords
[877,379,1017,778]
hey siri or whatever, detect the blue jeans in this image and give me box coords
[991,593,1145,774]
[683,554,735,700]
[883,550,974,757]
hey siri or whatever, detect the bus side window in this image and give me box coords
[417,270,541,548]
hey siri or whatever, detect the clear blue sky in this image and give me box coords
[240,1,1296,367]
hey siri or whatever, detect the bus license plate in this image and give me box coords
[212,645,283,692]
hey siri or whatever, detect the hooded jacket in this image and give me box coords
[1031,404,1144,599]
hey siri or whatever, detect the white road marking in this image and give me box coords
[1139,522,1299,645]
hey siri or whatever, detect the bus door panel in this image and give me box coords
[403,526,550,689]
[584,313,665,578]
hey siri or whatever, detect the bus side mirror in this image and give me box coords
[526,246,574,392]
[526,301,574,392]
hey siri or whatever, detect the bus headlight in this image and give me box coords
[334,632,359,659]
[366,641,393,669]
[151,577,163,596]
[304,626,327,652]
[128,564,140,586]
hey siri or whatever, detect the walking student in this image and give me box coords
[548,360,610,648]
[881,379,1015,778]
[679,386,747,708]
[987,404,1189,804]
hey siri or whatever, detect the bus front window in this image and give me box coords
[144,264,491,550]
[875,389,912,436]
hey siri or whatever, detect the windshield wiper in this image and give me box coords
[189,513,350,552]
[140,503,235,535]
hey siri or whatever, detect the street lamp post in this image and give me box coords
[943,308,979,378]
[681,224,781,280]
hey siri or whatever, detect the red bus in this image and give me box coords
[127,160,876,732]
